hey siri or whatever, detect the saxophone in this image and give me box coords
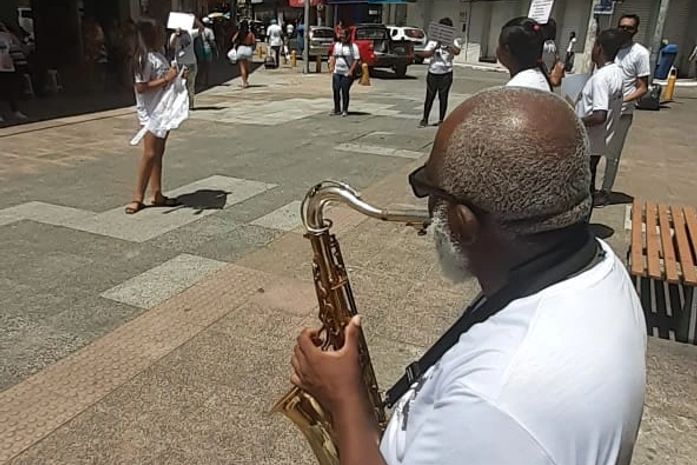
[271,180,430,465]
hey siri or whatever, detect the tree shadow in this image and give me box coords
[166,189,229,215]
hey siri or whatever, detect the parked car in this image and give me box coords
[289,26,334,60]
[348,24,413,77]
[387,26,427,63]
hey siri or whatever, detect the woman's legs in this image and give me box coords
[421,72,438,125]
[341,75,352,114]
[148,133,168,202]
[437,72,454,123]
[331,73,341,114]
[127,131,159,212]
[239,59,249,87]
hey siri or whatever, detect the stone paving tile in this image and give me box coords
[250,200,302,232]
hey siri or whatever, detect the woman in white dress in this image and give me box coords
[125,18,180,214]
[497,17,552,92]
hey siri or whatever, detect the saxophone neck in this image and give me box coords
[301,180,430,232]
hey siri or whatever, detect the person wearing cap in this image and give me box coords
[266,19,283,67]
[287,87,646,465]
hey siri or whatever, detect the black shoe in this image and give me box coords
[418,120,428,128]
[342,111,348,117]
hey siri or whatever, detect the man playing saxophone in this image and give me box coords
[289,87,646,465]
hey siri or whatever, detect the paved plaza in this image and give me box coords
[0,63,696,464]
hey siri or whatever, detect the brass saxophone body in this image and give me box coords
[271,180,430,465]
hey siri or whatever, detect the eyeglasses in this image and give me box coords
[408,165,487,214]
[618,25,636,32]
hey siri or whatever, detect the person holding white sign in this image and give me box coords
[498,17,551,92]
[574,29,626,206]
[169,17,203,109]
[418,18,462,128]
[126,18,183,215]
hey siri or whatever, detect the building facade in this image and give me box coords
[405,0,697,77]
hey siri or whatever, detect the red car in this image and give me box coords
[343,24,414,77]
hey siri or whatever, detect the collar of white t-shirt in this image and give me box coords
[505,68,550,92]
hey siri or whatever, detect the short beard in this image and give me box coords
[429,208,473,283]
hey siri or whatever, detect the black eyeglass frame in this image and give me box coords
[408,165,488,215]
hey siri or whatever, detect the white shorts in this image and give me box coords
[236,45,253,60]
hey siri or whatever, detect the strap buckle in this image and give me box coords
[405,361,421,385]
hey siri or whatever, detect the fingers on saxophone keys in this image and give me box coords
[290,372,303,388]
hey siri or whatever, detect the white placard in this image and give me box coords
[428,21,457,47]
[560,73,591,107]
[528,0,555,24]
[167,12,195,31]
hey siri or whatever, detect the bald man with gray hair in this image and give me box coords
[290,87,646,465]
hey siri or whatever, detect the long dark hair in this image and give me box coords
[499,17,551,90]
[234,19,250,46]
[134,17,161,75]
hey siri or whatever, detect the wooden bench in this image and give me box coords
[629,201,697,344]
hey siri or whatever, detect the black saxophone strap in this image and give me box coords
[383,228,601,409]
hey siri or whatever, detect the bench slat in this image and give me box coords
[684,207,697,285]
[673,207,697,286]
[658,204,679,283]
[630,200,644,277]
[645,202,662,280]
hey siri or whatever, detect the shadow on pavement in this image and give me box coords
[169,189,229,215]
[1,60,262,129]
[608,191,634,206]
[369,69,418,80]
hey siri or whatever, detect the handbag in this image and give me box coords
[227,47,238,64]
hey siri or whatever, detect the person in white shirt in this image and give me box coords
[266,19,283,67]
[575,29,626,204]
[565,31,577,72]
[498,17,552,92]
[599,14,650,206]
[169,19,202,109]
[126,18,182,215]
[416,17,461,128]
[328,30,360,117]
[288,87,646,465]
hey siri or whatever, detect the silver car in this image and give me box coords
[290,26,335,59]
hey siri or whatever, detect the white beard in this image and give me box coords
[429,209,473,283]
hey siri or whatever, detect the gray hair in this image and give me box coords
[437,86,591,236]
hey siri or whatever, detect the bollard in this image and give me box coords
[662,67,677,102]
[359,63,371,86]
[291,50,297,68]
[316,55,322,73]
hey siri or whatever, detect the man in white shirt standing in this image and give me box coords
[329,29,360,117]
[575,29,625,204]
[417,17,461,128]
[169,19,202,109]
[599,14,650,206]
[288,87,646,465]
[266,19,283,67]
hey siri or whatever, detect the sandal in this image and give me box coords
[125,201,145,215]
[150,195,181,207]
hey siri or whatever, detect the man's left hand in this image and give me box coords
[291,316,366,414]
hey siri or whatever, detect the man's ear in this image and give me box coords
[447,204,479,246]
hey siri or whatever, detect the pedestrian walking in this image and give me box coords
[498,17,552,92]
[574,29,626,210]
[565,31,578,72]
[600,14,650,206]
[196,18,217,89]
[283,21,295,61]
[266,19,283,67]
[126,18,181,215]
[169,19,202,108]
[417,17,461,128]
[231,20,256,88]
[328,29,360,117]
[0,22,28,123]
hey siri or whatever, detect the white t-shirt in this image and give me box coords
[425,38,463,75]
[506,68,551,92]
[615,42,650,115]
[380,240,646,465]
[286,24,295,36]
[267,24,283,47]
[332,42,360,76]
[134,51,170,125]
[170,29,199,66]
[575,63,624,156]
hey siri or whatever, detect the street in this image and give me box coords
[1,62,696,464]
